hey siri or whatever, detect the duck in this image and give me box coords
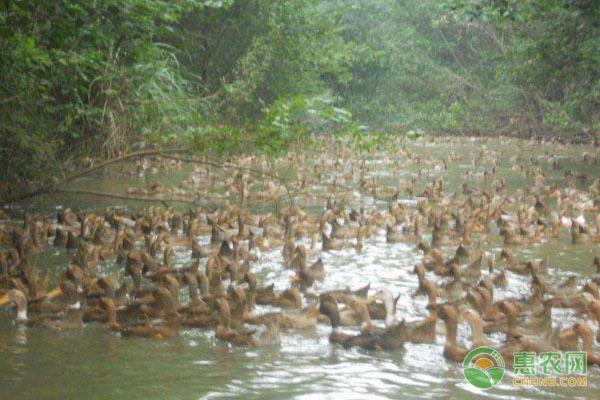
[331,218,359,240]
[0,289,29,323]
[386,224,403,244]
[422,279,440,310]
[321,230,346,251]
[374,286,437,344]
[405,310,438,344]
[338,297,377,327]
[592,255,600,285]
[497,300,554,353]
[248,304,323,330]
[286,245,307,270]
[257,286,302,310]
[552,324,580,351]
[572,322,600,365]
[498,248,534,275]
[14,262,50,303]
[438,304,469,362]
[411,264,428,296]
[321,283,372,303]
[291,257,326,290]
[374,289,401,327]
[454,243,470,259]
[254,283,277,305]
[422,249,448,276]
[443,263,464,300]
[460,309,491,347]
[181,272,205,310]
[319,293,406,351]
[343,299,376,333]
[0,288,81,329]
[462,250,483,281]
[100,296,181,339]
[215,299,280,347]
[319,293,359,346]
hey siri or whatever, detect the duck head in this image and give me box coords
[438,304,459,323]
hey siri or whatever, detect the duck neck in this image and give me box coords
[416,269,425,283]
[300,256,307,272]
[356,234,363,252]
[360,305,374,332]
[188,282,200,306]
[0,257,7,276]
[506,312,518,335]
[13,296,28,322]
[322,233,331,247]
[238,217,245,237]
[105,303,118,330]
[310,234,317,251]
[452,271,461,283]
[17,308,27,322]
[382,297,396,327]
[480,291,493,312]
[425,286,437,308]
[163,250,172,268]
[219,308,231,330]
[445,318,458,346]
[197,274,209,296]
[505,252,513,267]
[579,328,594,355]
[467,319,485,345]
[132,271,141,290]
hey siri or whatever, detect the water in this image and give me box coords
[1,137,599,399]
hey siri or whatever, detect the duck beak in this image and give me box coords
[290,276,301,284]
[46,286,63,299]
[365,296,376,305]
[0,293,9,307]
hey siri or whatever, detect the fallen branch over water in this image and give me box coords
[1,148,191,206]
[54,189,199,207]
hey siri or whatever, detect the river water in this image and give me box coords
[0,137,598,399]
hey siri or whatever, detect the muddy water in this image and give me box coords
[0,137,598,399]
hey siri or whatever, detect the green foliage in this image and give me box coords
[0,0,227,194]
[444,0,600,137]
[174,0,356,123]
[251,95,356,154]
[327,0,506,134]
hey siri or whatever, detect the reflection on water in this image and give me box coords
[1,138,599,399]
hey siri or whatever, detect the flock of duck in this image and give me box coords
[1,136,600,369]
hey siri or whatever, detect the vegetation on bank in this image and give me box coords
[1,0,599,202]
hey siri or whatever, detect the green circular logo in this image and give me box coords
[463,347,505,389]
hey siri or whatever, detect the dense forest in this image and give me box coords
[1,0,599,201]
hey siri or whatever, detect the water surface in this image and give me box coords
[1,137,599,399]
